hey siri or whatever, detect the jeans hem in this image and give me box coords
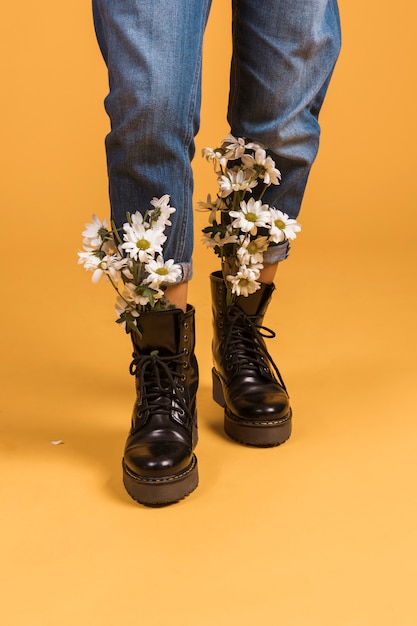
[263,240,291,264]
[177,261,193,283]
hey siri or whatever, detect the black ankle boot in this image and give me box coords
[122,306,198,505]
[210,271,291,447]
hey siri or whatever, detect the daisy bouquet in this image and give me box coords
[199,134,301,303]
[78,195,181,337]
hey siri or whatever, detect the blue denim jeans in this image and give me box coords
[93,0,341,280]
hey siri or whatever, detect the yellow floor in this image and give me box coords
[1,1,417,624]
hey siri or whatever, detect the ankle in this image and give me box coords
[258,262,278,285]
[164,281,188,312]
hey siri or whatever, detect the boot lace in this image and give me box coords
[129,350,192,427]
[223,305,288,393]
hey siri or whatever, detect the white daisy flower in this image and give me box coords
[122,222,166,262]
[226,266,261,297]
[115,294,148,333]
[202,229,238,249]
[229,198,271,236]
[241,148,281,186]
[202,147,228,168]
[78,251,123,284]
[217,168,258,197]
[129,211,145,227]
[196,194,220,224]
[236,235,269,266]
[121,256,134,280]
[106,255,129,283]
[121,283,151,308]
[78,249,97,268]
[115,295,140,320]
[81,215,109,248]
[149,195,176,229]
[221,134,263,160]
[144,256,182,288]
[268,208,301,243]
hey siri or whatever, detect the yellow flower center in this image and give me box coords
[156,267,169,276]
[247,241,258,254]
[246,212,257,223]
[274,219,286,230]
[254,163,266,176]
[136,238,150,250]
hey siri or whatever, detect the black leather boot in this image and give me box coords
[122,306,198,505]
[211,271,292,447]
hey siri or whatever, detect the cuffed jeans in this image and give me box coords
[93,0,341,280]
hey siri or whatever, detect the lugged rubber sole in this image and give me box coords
[212,367,292,447]
[122,455,198,506]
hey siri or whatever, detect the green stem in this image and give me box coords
[257,183,269,201]
[231,190,242,213]
[107,274,131,308]
[111,220,123,246]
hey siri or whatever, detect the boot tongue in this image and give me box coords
[134,309,182,356]
[236,282,275,316]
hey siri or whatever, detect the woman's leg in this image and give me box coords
[210,0,341,446]
[229,0,341,265]
[92,0,212,504]
[92,0,212,282]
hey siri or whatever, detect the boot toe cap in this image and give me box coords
[227,384,290,422]
[124,440,193,478]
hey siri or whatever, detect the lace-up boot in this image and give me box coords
[211,271,292,447]
[122,306,198,505]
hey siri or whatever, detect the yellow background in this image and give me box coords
[1,1,417,624]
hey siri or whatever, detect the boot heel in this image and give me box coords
[212,368,225,407]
